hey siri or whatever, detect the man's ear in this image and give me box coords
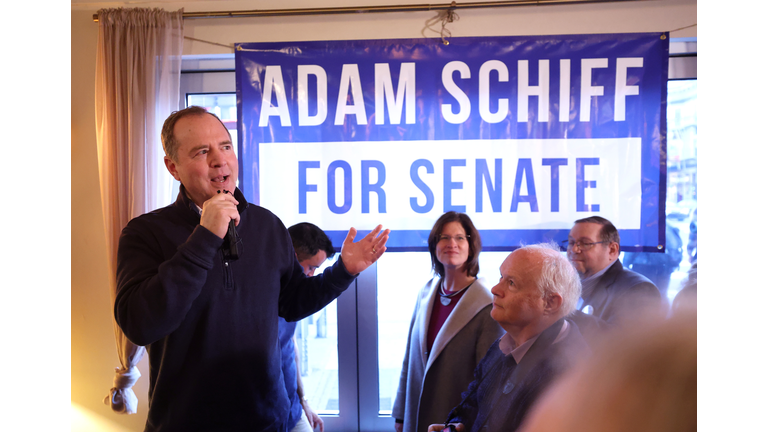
[164,156,181,181]
[544,293,563,316]
[608,241,621,259]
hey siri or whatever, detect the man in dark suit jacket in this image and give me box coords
[566,216,662,325]
[427,243,590,432]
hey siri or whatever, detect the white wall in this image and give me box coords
[179,0,695,55]
[70,1,696,430]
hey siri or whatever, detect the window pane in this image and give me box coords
[477,252,511,284]
[296,256,341,414]
[624,79,697,306]
[186,93,239,157]
[376,252,433,413]
[186,93,237,121]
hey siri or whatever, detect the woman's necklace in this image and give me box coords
[439,278,476,306]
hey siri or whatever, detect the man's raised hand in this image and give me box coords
[340,224,390,275]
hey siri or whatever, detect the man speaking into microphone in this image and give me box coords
[114,106,389,432]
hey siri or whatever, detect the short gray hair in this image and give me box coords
[524,242,582,317]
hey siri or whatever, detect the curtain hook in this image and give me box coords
[441,1,459,45]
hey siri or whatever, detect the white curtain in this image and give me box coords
[95,7,183,414]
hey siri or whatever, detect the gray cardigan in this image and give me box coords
[392,278,504,432]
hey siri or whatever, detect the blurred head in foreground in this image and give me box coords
[518,311,696,432]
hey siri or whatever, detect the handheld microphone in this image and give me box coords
[227,219,239,260]
[219,189,239,261]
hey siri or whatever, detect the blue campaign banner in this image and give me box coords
[235,33,669,252]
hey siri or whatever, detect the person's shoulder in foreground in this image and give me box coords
[518,307,696,432]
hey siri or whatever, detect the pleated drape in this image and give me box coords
[94,7,183,414]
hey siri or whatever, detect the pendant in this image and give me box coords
[440,296,451,306]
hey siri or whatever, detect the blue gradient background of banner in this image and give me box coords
[235,33,669,251]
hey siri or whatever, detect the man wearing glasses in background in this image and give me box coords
[566,216,661,325]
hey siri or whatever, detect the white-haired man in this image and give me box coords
[428,243,590,432]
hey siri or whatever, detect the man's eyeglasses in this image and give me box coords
[438,235,469,243]
[562,239,609,251]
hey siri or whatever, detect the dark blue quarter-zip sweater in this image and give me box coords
[115,186,355,432]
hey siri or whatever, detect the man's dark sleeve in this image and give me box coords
[276,227,357,322]
[115,221,221,346]
[445,345,497,431]
[446,380,479,431]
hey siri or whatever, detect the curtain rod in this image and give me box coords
[92,0,642,22]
